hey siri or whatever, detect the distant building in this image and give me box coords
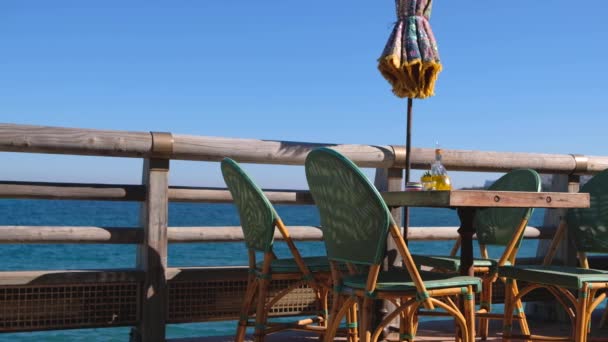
[483,180,495,188]
[541,174,592,190]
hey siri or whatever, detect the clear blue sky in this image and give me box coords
[1,1,606,189]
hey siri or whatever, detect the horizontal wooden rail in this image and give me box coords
[0,124,394,168]
[169,186,314,204]
[0,226,142,244]
[0,181,146,201]
[0,225,553,244]
[0,267,251,286]
[1,123,607,173]
[0,269,144,286]
[0,181,314,204]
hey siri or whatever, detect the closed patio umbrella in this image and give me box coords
[378,0,442,233]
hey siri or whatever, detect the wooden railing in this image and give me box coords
[0,123,605,341]
[1,124,607,172]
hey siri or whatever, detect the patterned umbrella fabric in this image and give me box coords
[377,0,443,247]
[378,0,441,99]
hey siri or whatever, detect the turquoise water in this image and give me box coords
[0,200,546,340]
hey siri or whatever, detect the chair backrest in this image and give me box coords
[221,158,277,252]
[567,169,608,254]
[305,148,391,266]
[474,169,541,246]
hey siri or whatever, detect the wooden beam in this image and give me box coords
[0,269,144,286]
[0,181,145,201]
[0,225,553,243]
[165,266,248,282]
[1,124,608,173]
[168,186,314,204]
[0,123,151,157]
[0,226,141,243]
[0,182,314,204]
[382,190,590,209]
[133,158,169,342]
[167,226,323,242]
[171,133,394,167]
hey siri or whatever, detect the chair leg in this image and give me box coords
[325,296,356,342]
[314,286,328,342]
[449,288,472,342]
[464,285,476,342]
[236,275,257,342]
[325,289,342,342]
[321,287,329,328]
[575,286,590,342]
[402,303,418,342]
[347,301,359,342]
[454,292,470,342]
[479,277,492,340]
[502,278,515,342]
[413,310,419,339]
[398,304,408,342]
[254,276,270,342]
[359,297,373,342]
[398,307,406,342]
[511,281,530,338]
[345,304,353,342]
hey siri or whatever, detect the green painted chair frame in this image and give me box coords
[305,148,481,342]
[221,158,333,342]
[412,169,541,339]
[499,169,608,342]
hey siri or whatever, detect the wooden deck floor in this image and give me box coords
[172,313,607,341]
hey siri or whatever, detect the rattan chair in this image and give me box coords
[221,158,333,342]
[499,169,608,342]
[305,148,481,342]
[412,169,541,339]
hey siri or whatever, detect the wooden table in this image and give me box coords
[381,190,590,276]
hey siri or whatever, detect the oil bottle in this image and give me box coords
[430,148,452,190]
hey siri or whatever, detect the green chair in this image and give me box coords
[305,147,481,342]
[500,169,608,342]
[221,158,332,342]
[412,169,541,339]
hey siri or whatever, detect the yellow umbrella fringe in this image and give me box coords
[418,61,442,98]
[378,55,415,98]
[378,55,416,97]
[378,55,442,99]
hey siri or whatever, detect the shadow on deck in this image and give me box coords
[171,312,607,341]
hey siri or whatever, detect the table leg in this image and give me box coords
[457,208,476,277]
[457,207,477,341]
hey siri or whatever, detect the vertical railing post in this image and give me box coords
[373,166,404,336]
[131,132,173,342]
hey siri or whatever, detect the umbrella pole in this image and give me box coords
[403,98,413,244]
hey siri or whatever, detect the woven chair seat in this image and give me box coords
[342,270,481,293]
[413,255,511,273]
[499,265,608,289]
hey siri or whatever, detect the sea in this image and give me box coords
[0,200,547,341]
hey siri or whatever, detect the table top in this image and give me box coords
[381,190,590,209]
